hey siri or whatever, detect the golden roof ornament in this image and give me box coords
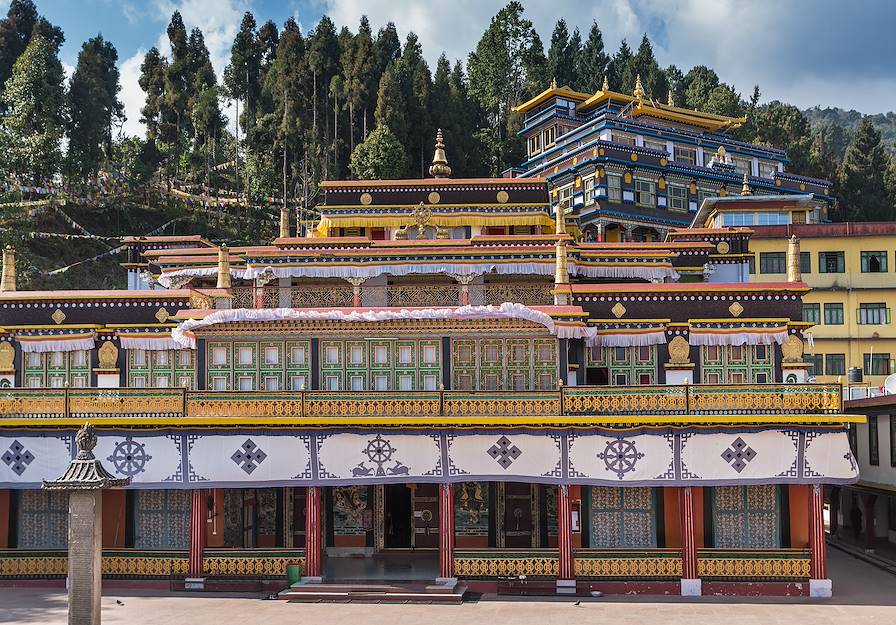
[741,173,752,196]
[279,205,290,238]
[413,202,433,237]
[601,76,609,92]
[553,238,570,305]
[551,77,557,90]
[216,244,231,289]
[428,128,452,178]
[787,235,801,283]
[633,74,645,100]
[555,202,567,236]
[0,245,15,292]
[667,90,675,107]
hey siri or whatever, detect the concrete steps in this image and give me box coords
[279,579,467,604]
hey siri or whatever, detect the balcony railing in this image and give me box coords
[227,282,554,309]
[0,384,843,421]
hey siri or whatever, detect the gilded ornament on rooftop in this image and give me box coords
[716,241,730,254]
[360,192,372,205]
[741,174,752,196]
[97,341,118,370]
[667,336,691,364]
[0,341,14,373]
[667,90,675,107]
[413,202,432,237]
[51,309,66,324]
[782,335,804,362]
[633,74,645,100]
[496,190,509,203]
[428,129,452,178]
[155,307,170,323]
[728,301,744,317]
[428,191,441,204]
[611,302,627,318]
[602,76,609,92]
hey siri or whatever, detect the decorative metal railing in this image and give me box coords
[0,384,844,421]
[483,283,553,306]
[574,548,682,579]
[696,548,810,580]
[387,285,460,307]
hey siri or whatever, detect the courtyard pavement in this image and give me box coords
[1,549,894,625]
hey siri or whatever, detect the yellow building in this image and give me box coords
[750,222,896,387]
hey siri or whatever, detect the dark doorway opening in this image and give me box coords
[384,484,412,548]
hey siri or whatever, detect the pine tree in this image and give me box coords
[626,35,667,99]
[374,63,407,149]
[684,65,720,111]
[754,102,813,174]
[138,47,168,141]
[839,118,891,221]
[374,23,400,83]
[225,12,262,137]
[546,19,575,88]
[0,0,64,112]
[576,22,607,92]
[347,16,377,144]
[257,19,280,82]
[66,35,124,181]
[703,84,743,118]
[398,33,432,176]
[665,65,685,105]
[162,11,192,177]
[307,16,339,178]
[0,34,66,183]
[605,40,632,93]
[349,124,408,179]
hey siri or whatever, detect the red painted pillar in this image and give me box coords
[439,483,455,579]
[809,484,827,579]
[304,486,323,578]
[188,489,206,578]
[557,485,574,580]
[679,486,699,594]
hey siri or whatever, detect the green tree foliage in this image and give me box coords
[224,11,261,134]
[0,34,66,183]
[576,22,608,93]
[0,0,62,106]
[66,35,124,181]
[838,118,892,221]
[546,19,576,88]
[468,1,545,174]
[138,47,168,141]
[684,65,719,111]
[627,35,667,99]
[605,39,631,92]
[752,101,813,173]
[349,124,408,179]
[374,63,407,149]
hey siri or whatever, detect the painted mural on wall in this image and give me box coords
[333,486,370,535]
[455,481,489,536]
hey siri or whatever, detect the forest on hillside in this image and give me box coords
[1,0,896,289]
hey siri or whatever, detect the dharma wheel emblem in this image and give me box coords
[598,439,644,479]
[108,436,152,477]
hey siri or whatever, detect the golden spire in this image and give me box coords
[550,77,557,90]
[428,128,452,178]
[601,75,609,92]
[0,245,15,292]
[279,205,290,239]
[741,173,752,196]
[633,74,645,100]
[787,235,801,283]
[667,90,675,107]
[555,202,567,236]
[554,238,570,305]
[216,244,231,289]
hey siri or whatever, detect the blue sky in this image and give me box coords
[5,0,895,137]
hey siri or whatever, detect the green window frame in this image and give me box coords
[859,303,890,325]
[823,303,844,325]
[804,354,823,377]
[800,251,811,274]
[825,353,846,376]
[803,303,820,324]
[819,251,844,273]
[861,251,888,273]
[868,415,880,466]
[23,350,90,388]
[711,485,782,549]
[863,353,891,376]
[759,252,786,274]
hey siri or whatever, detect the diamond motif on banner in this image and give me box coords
[2,440,35,476]
[231,439,268,474]
[598,438,645,479]
[487,436,522,469]
[107,437,153,477]
[721,437,757,473]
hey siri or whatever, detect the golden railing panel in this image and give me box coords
[574,552,682,578]
[484,283,553,306]
[387,285,460,307]
[453,553,559,578]
[68,389,184,416]
[0,390,66,416]
[302,392,441,417]
[697,550,811,579]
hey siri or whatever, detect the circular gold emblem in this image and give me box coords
[496,190,509,204]
[716,241,730,254]
[360,192,372,205]
[428,191,440,204]
[630,152,638,161]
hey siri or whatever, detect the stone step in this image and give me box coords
[279,581,466,604]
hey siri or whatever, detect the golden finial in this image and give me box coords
[741,173,752,196]
[601,75,609,92]
[667,90,675,107]
[633,74,645,100]
[787,235,801,283]
[279,205,290,238]
[1,245,15,292]
[555,202,567,236]
[551,77,557,90]
[554,238,570,305]
[216,244,231,289]
[428,128,452,178]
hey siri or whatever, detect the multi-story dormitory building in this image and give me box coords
[510,77,832,244]
[0,130,855,600]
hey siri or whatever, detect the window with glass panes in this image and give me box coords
[864,353,891,376]
[634,179,656,206]
[206,340,310,390]
[711,485,781,548]
[759,252,786,274]
[868,415,880,466]
[673,145,696,165]
[819,251,844,273]
[859,303,889,325]
[800,251,811,274]
[804,354,823,377]
[700,344,773,384]
[320,338,439,391]
[824,303,844,325]
[668,185,687,211]
[451,337,556,390]
[698,189,718,204]
[556,184,574,210]
[23,350,90,388]
[606,174,622,201]
[127,349,195,388]
[643,138,668,155]
[861,251,888,273]
[733,157,752,175]
[825,353,845,376]
[583,176,596,205]
[803,303,820,324]
[758,160,778,178]
[586,345,657,385]
[612,131,636,146]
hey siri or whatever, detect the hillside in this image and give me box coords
[803,106,896,156]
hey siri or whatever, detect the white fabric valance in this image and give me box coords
[587,330,667,348]
[688,329,788,347]
[17,333,96,353]
[172,303,595,349]
[118,335,186,351]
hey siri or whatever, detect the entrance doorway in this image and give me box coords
[384,484,412,548]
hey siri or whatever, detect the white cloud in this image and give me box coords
[119,50,147,137]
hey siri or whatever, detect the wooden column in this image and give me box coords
[679,486,700,595]
[188,489,206,580]
[809,484,827,579]
[304,486,323,578]
[438,483,455,579]
[557,485,574,581]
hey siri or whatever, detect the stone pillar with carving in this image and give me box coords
[437,483,455,581]
[808,484,831,597]
[665,335,694,385]
[556,485,576,594]
[303,486,323,580]
[679,486,701,596]
[43,424,130,625]
[94,340,121,388]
